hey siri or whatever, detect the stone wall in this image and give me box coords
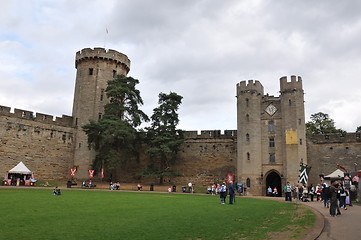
[307,133,361,185]
[0,114,75,180]
[114,131,237,187]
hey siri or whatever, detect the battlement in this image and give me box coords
[236,80,264,96]
[307,133,361,144]
[75,47,131,73]
[0,105,74,127]
[183,130,237,139]
[280,75,303,92]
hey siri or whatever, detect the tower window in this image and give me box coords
[246,114,250,122]
[268,121,275,132]
[89,68,94,75]
[299,138,303,145]
[100,89,104,101]
[112,70,117,78]
[269,137,275,147]
[246,133,250,142]
[246,178,251,188]
[246,98,249,107]
[298,119,302,125]
[98,113,102,120]
[289,99,292,106]
[247,152,250,161]
[269,153,275,163]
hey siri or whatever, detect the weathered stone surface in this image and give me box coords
[0,115,74,180]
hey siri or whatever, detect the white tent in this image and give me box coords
[324,169,344,178]
[8,161,32,174]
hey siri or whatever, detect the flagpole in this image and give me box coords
[104,28,108,49]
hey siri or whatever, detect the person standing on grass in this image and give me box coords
[220,183,227,204]
[228,181,235,204]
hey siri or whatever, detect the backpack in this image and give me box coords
[323,186,331,198]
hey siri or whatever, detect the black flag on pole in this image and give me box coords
[299,164,311,185]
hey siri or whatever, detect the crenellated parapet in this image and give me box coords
[307,133,361,144]
[183,130,237,139]
[0,105,74,127]
[236,80,264,96]
[280,75,303,93]
[75,47,131,73]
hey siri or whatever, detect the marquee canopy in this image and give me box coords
[324,169,344,178]
[8,162,32,174]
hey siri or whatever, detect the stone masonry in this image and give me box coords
[0,47,360,194]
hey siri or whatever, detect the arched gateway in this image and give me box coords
[265,171,282,197]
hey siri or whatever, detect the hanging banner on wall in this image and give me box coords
[70,169,77,176]
[299,164,311,185]
[101,168,104,179]
[226,173,234,183]
[89,170,94,178]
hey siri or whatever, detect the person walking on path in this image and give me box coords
[228,181,235,204]
[309,184,315,201]
[339,183,347,210]
[329,180,339,217]
[285,182,292,201]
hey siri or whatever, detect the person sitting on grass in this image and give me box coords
[53,187,61,195]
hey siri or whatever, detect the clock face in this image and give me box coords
[265,104,277,116]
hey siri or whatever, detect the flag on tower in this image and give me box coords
[299,164,311,185]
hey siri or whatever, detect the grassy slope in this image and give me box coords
[0,188,315,240]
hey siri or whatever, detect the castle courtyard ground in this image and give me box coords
[299,200,361,240]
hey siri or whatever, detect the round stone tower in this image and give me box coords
[72,47,131,179]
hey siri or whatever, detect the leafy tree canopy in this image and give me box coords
[104,75,149,127]
[306,112,346,135]
[82,75,148,175]
[141,92,184,183]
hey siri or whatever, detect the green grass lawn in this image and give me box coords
[0,188,315,240]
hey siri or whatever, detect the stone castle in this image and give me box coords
[1,47,360,195]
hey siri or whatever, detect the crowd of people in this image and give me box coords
[205,182,237,204]
[270,180,355,217]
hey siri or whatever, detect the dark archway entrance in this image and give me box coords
[266,171,282,197]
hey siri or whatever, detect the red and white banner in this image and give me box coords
[70,169,77,176]
[89,170,94,178]
[226,173,234,183]
[101,168,104,179]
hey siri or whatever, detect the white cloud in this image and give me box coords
[0,0,360,131]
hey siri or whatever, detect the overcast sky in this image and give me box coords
[1,0,360,132]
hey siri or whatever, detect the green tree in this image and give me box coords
[356,126,361,133]
[82,75,148,176]
[141,92,184,184]
[306,112,346,135]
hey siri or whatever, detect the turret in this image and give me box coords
[72,47,131,179]
[236,80,264,96]
[280,75,303,93]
